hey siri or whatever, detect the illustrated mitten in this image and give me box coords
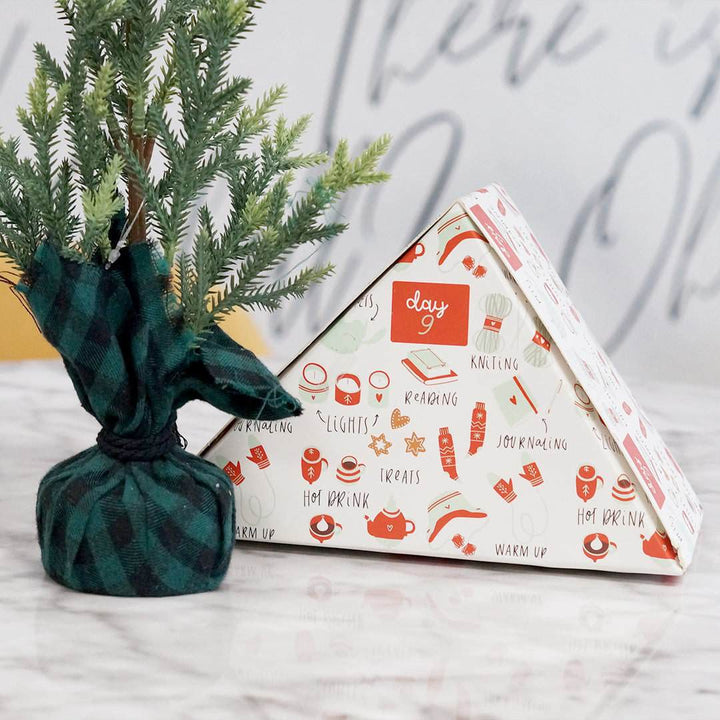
[459,255,487,279]
[221,459,246,486]
[518,457,543,487]
[490,473,517,503]
[246,442,271,469]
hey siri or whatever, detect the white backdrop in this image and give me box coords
[2,0,720,384]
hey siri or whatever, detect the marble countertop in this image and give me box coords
[1,360,719,720]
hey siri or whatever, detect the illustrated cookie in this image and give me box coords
[391,408,410,429]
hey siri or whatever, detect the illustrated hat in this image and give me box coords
[436,208,485,266]
[427,490,487,542]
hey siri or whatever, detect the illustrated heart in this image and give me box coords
[376,393,382,402]
[510,395,518,405]
[387,524,394,532]
[311,394,316,400]
[391,408,410,429]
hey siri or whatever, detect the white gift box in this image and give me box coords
[203,184,702,575]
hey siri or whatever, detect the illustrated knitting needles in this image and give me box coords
[547,380,563,415]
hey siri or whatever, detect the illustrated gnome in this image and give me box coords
[0,1,388,595]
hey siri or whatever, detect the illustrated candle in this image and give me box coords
[438,426,459,480]
[468,402,487,455]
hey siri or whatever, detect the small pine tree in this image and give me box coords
[0,0,389,334]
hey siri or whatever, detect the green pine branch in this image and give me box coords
[0,0,390,338]
[80,153,125,259]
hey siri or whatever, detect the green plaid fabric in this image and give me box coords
[17,241,301,596]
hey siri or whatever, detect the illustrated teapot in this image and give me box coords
[365,507,416,541]
[321,316,384,354]
[640,529,677,560]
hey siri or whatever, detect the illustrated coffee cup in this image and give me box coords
[336,455,366,483]
[368,370,390,408]
[611,473,635,502]
[582,533,617,562]
[576,464,603,502]
[309,514,342,543]
[301,447,328,484]
[398,242,425,264]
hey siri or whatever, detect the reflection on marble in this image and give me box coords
[1,360,719,719]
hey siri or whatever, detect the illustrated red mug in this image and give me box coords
[336,455,365,483]
[301,447,328,484]
[398,242,425,264]
[576,464,603,502]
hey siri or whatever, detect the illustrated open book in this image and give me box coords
[401,348,458,385]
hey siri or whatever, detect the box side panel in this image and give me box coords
[460,186,701,568]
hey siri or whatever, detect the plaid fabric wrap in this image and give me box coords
[17,242,302,597]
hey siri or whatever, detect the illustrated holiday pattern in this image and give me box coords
[204,185,702,575]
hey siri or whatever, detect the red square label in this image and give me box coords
[391,281,469,346]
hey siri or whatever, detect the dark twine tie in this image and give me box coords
[97,418,187,461]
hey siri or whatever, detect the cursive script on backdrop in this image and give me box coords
[271,0,608,338]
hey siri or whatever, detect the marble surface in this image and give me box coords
[1,360,719,720]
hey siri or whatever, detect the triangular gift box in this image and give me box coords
[202,184,702,575]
